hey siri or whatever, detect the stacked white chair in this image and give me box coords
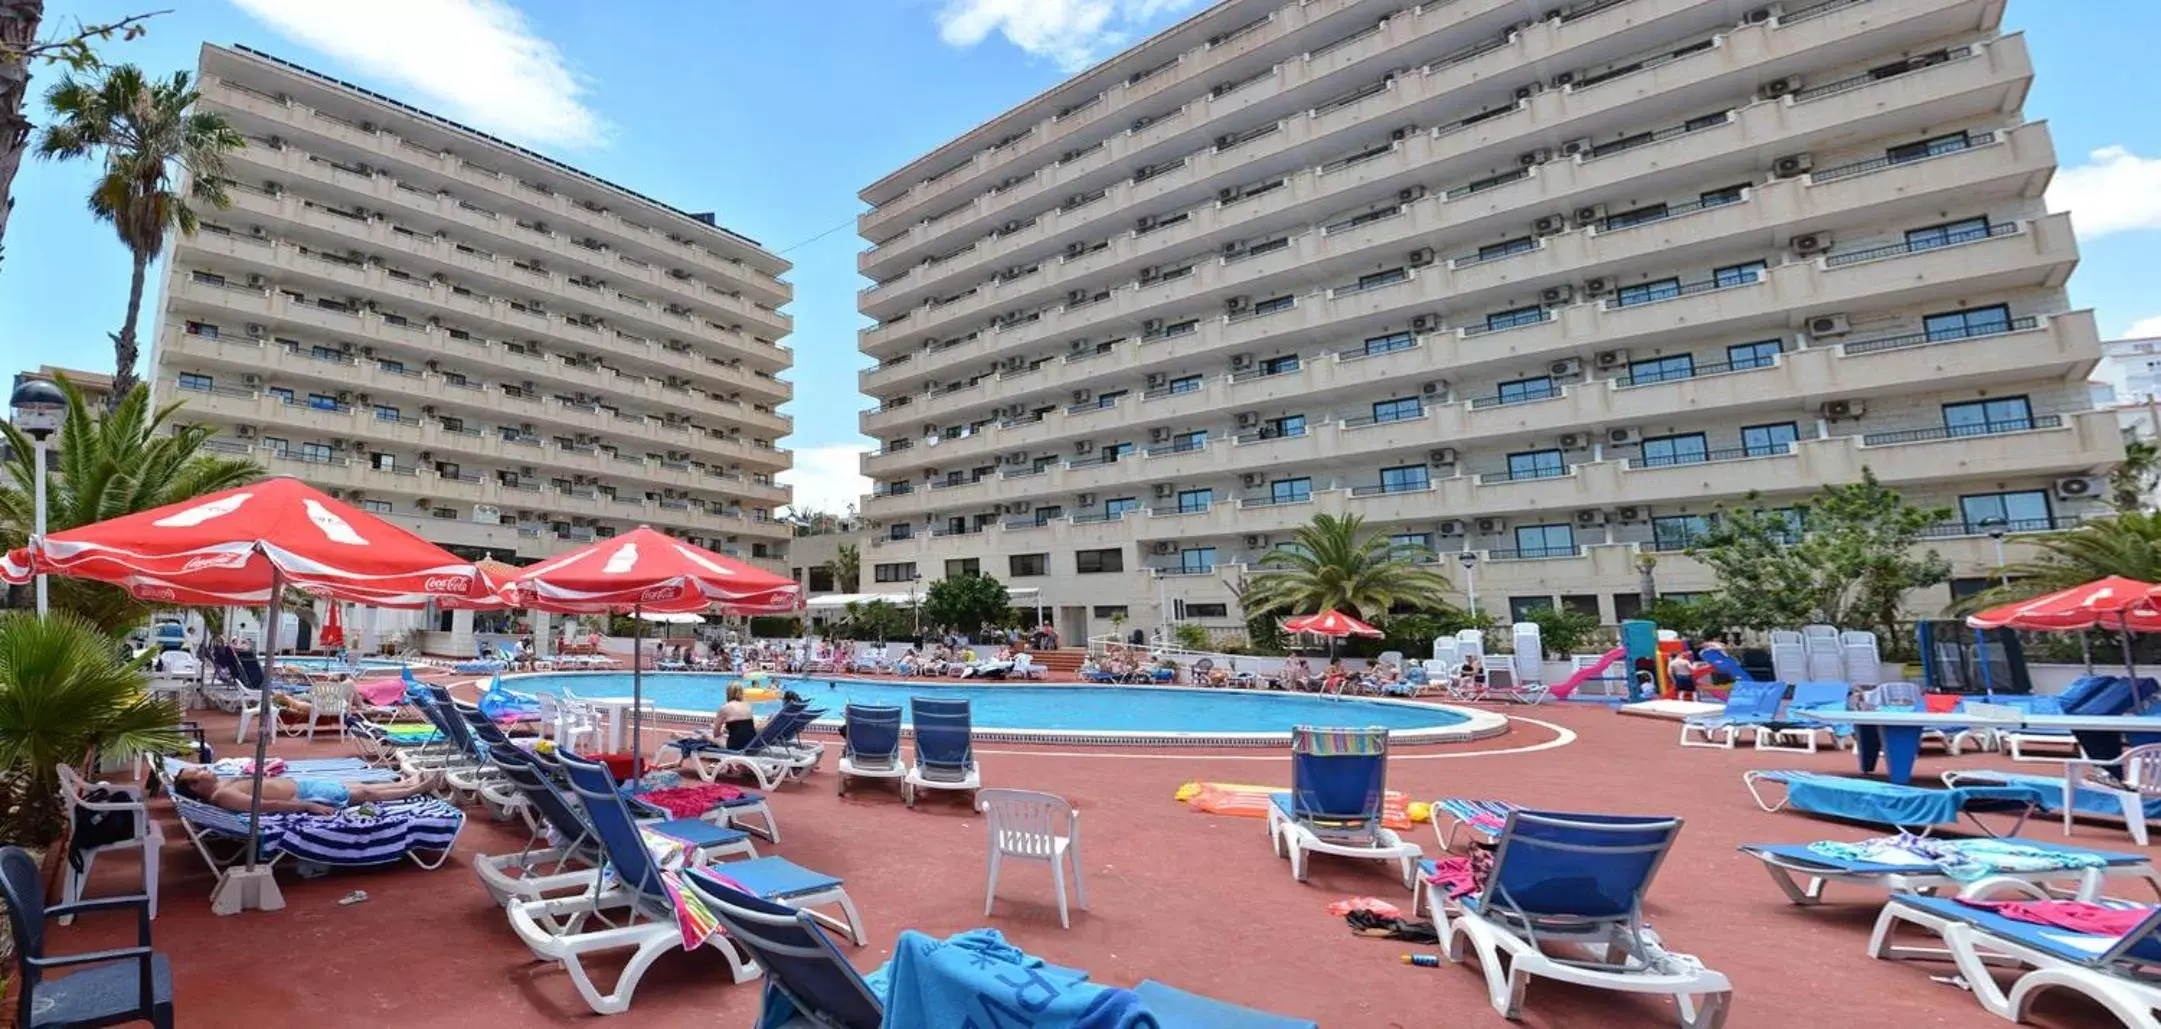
[1803,625,1845,682]
[1769,630,1807,686]
[1510,622,1543,687]
[1455,629,1486,667]
[1841,630,1883,686]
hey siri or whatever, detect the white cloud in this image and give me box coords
[228,0,606,149]
[935,0,1208,72]
[2049,145,2161,240]
[2124,316,2161,339]
[777,445,871,518]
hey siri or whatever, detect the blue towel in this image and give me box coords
[1784,774,2045,827]
[872,929,1152,1029]
[1956,771,2161,820]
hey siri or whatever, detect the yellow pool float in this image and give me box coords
[744,688,782,701]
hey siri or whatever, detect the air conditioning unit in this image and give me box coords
[1225,296,1251,314]
[328,489,344,499]
[1069,338,1091,353]
[1411,313,1440,333]
[1576,509,1607,527]
[1150,427,1171,442]
[1574,205,1608,228]
[1438,519,1465,537]
[1744,6,1774,24]
[249,225,267,237]
[1230,353,1254,370]
[1608,427,1640,445]
[1541,285,1575,306]
[1759,76,1802,100]
[1142,318,1164,334]
[1552,71,1578,89]
[1534,214,1567,236]
[1241,473,1266,488]
[1476,517,1507,535]
[1408,247,1436,267]
[1245,534,1268,548]
[1065,241,1087,258]
[2056,476,2099,500]
[1421,380,1449,399]
[244,272,266,287]
[1073,439,1094,453]
[1583,277,1613,296]
[245,323,266,338]
[1152,541,1177,555]
[1808,314,1852,338]
[1550,357,1584,378]
[1561,138,1592,157]
[1005,451,1028,465]
[1558,432,1589,450]
[1429,447,1459,466]
[1773,153,1814,179]
[1518,149,1550,167]
[1136,215,1159,233]
[1071,388,1094,404]
[1145,373,1168,390]
[1389,126,1411,142]
[241,373,261,386]
[1078,492,1097,506]
[1792,233,1832,256]
[1594,349,1629,370]
[1214,134,1237,150]
[1398,185,1427,204]
[263,181,285,195]
[1513,84,1539,101]
[1067,289,1090,306]
[1615,506,1644,523]
[1013,502,1032,513]
[1131,116,1155,131]
[1221,240,1247,257]
[236,425,258,439]
[1820,399,1865,420]
[1152,484,1176,500]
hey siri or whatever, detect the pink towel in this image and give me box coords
[636,783,746,819]
[1959,899,2154,937]
[355,680,408,707]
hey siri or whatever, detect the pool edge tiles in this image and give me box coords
[501,673,1510,748]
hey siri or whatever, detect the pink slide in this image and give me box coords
[1549,648,1627,701]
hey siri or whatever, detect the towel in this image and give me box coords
[1957,898,2154,937]
[638,826,724,949]
[873,929,1152,1029]
[1808,834,2112,882]
[354,678,409,707]
[635,783,746,819]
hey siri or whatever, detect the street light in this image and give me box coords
[10,378,64,616]
[1978,516,2010,588]
[1456,550,1479,619]
[909,574,922,638]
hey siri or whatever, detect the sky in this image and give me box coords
[3,0,2159,517]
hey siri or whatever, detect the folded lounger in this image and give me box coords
[1439,809,1731,1028]
[1738,838,2161,906]
[687,874,1318,1029]
[904,697,981,808]
[503,749,862,1015]
[1742,769,2045,836]
[1870,881,2161,1027]
[1679,680,1788,749]
[836,703,906,795]
[1267,726,1422,891]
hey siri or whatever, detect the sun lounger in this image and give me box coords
[1267,726,1422,891]
[1439,809,1731,1027]
[904,697,981,808]
[1739,838,2161,906]
[1679,680,1787,749]
[169,792,463,895]
[1430,798,1517,853]
[1998,676,2157,760]
[1870,879,2161,1027]
[1750,682,1855,752]
[1742,769,2044,836]
[1947,745,2161,845]
[687,875,1318,1028]
[663,700,822,790]
[503,749,862,1015]
[836,704,905,796]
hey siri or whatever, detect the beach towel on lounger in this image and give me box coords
[867,929,1148,1029]
[1806,833,2114,882]
[1783,774,2044,828]
[259,797,464,865]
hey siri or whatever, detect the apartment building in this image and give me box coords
[149,44,795,569]
[854,0,2113,644]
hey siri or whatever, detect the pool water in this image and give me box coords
[276,657,407,671]
[506,673,1473,737]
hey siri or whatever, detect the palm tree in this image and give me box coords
[2112,434,2160,513]
[1240,513,1454,619]
[1635,552,1659,606]
[36,64,244,405]
[0,610,184,842]
[0,374,260,632]
[828,543,861,593]
[1949,512,2161,615]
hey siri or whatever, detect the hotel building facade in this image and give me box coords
[853,0,2111,644]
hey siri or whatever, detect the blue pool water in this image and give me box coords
[276,657,407,671]
[506,673,1469,735]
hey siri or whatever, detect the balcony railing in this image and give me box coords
[1605,269,1761,309]
[1342,409,1426,429]
[929,524,983,538]
[1794,46,1973,104]
[1584,111,1731,162]
[1824,222,2019,269]
[1861,415,2061,446]
[1596,191,1747,234]
[1146,438,1207,457]
[1914,516,2076,540]
[1150,566,1216,577]
[1349,481,1433,498]
[1070,509,1129,525]
[1842,316,2039,356]
[1615,355,1778,387]
[1811,131,1997,184]
[1469,385,1562,410]
[1489,545,1584,561]
[1233,424,1309,445]
[1461,311,1549,337]
[1479,464,1571,484]
[1627,443,1791,469]
[1240,493,1314,509]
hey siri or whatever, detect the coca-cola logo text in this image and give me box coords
[424,575,473,593]
[640,585,683,602]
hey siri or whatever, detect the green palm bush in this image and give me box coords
[0,611,184,843]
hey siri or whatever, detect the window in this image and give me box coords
[307,392,340,410]
[1639,433,1709,467]
[1506,449,1566,480]
[1727,339,1784,370]
[1391,533,1434,558]
[1498,376,1557,405]
[298,442,333,463]
[1477,236,1538,260]
[1652,514,1712,551]
[1184,603,1229,619]
[1262,414,1306,439]
[262,436,290,457]
[1260,354,1300,375]
[1943,396,2033,436]
[1349,269,1406,292]
[373,452,396,471]
[873,562,917,583]
[1562,594,1601,618]
[1092,605,1129,619]
[1099,442,1135,462]
[1960,490,2053,534]
[1699,183,1748,206]
[1172,430,1207,452]
[184,320,220,338]
[1613,593,1644,621]
[1167,374,1202,395]
[806,567,836,592]
[1254,294,1297,315]
[1906,217,1990,250]
[1105,497,1140,518]
[1076,548,1123,574]
[190,270,227,286]
[944,559,980,578]
[1270,477,1312,503]
[1509,596,1555,622]
[310,346,341,362]
[1765,507,1805,542]
[1485,305,1545,331]
[1924,304,2012,342]
[1179,547,1216,573]
[1512,524,1575,559]
[372,404,400,422]
[1176,488,1213,513]
[1370,397,1422,424]
[1741,422,1799,457]
[267,387,294,405]
[378,360,407,375]
[1713,260,1766,288]
[1378,464,1429,493]
[1009,553,1049,577]
[888,523,914,541]
[1603,205,1668,229]
[1627,355,1693,386]
[177,372,214,391]
[357,499,392,514]
[1888,131,1972,164]
[1616,277,1681,306]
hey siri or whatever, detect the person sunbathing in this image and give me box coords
[169,765,443,815]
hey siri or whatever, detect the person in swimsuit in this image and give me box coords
[169,765,442,815]
[701,682,760,752]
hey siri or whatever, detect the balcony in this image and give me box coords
[1859,414,2061,447]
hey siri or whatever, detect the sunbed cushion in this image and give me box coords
[1781,774,2045,827]
[1133,979,1318,1029]
[642,818,748,850]
[2055,676,2119,714]
[719,855,844,899]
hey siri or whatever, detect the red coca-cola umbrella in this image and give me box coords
[1969,576,2161,631]
[317,600,345,649]
[0,476,483,915]
[501,526,798,779]
[1281,609,1384,638]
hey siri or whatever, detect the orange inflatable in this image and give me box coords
[1180,781,1415,830]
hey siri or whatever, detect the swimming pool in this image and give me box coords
[503,673,1505,747]
[276,657,407,672]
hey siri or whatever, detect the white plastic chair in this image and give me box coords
[55,764,161,923]
[978,788,1086,929]
[303,680,354,740]
[2065,743,2161,846]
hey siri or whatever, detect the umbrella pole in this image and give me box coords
[215,566,286,916]
[2083,631,2094,676]
[630,602,645,784]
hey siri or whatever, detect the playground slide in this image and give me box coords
[1549,648,1626,700]
[1698,647,1762,685]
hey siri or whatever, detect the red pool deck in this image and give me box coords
[46,695,2139,1028]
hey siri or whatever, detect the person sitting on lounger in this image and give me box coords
[703,683,761,752]
[169,765,442,815]
[1457,654,1484,693]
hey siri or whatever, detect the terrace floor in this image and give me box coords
[48,686,2138,1028]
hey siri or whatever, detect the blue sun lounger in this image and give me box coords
[904,697,980,808]
[686,874,1317,1028]
[667,699,822,790]
[1752,682,1856,753]
[1872,888,2161,1026]
[1738,838,2161,906]
[1742,769,2045,835]
[1679,680,1788,749]
[837,704,905,795]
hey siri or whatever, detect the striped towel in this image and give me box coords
[639,826,722,949]
[1434,799,1517,836]
[173,796,463,866]
[1294,725,1388,757]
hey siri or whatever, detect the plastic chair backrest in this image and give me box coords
[0,847,47,987]
[1480,809,1681,925]
[310,680,355,717]
[487,742,591,845]
[2121,744,2161,796]
[910,697,974,771]
[978,788,1077,860]
[1288,725,1388,829]
[686,871,883,1028]
[2055,675,2116,712]
[554,751,666,907]
[1871,682,1922,709]
[841,705,902,762]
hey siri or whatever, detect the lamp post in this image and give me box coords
[1457,550,1479,620]
[10,378,65,616]
[909,574,922,639]
[1978,516,2010,587]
